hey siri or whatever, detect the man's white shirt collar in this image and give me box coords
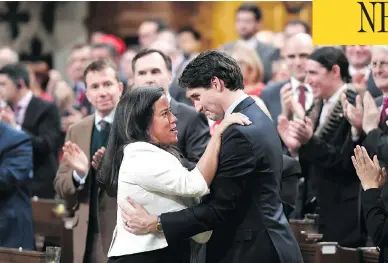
[349,65,370,78]
[95,109,115,131]
[224,94,249,117]
[290,77,313,94]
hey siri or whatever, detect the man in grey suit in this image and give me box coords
[261,33,315,126]
[222,3,280,84]
[131,48,211,169]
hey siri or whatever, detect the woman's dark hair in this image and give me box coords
[97,86,180,196]
[309,46,351,83]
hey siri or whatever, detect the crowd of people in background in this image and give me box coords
[2,2,388,263]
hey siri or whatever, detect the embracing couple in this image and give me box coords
[97,50,303,263]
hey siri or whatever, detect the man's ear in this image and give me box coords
[17,79,25,89]
[211,76,224,92]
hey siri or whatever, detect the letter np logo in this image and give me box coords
[358,1,388,32]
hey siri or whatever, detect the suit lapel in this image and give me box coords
[232,97,256,113]
[170,98,179,117]
[76,115,95,162]
[368,73,382,97]
[375,95,383,107]
[375,96,388,132]
[22,96,39,129]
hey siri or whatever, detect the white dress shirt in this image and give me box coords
[224,94,249,117]
[14,91,33,130]
[290,77,314,112]
[349,65,370,78]
[108,142,212,257]
[72,109,116,184]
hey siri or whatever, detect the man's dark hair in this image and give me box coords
[91,43,118,57]
[179,50,244,91]
[0,63,30,88]
[143,18,169,33]
[83,59,119,85]
[177,26,202,41]
[71,43,90,52]
[131,49,172,73]
[309,47,351,83]
[285,19,311,35]
[236,3,262,21]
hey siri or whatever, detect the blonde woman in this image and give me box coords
[230,41,265,97]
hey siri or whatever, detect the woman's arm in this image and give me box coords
[195,113,251,186]
[352,146,388,246]
[125,114,251,198]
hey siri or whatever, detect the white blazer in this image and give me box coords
[108,142,212,257]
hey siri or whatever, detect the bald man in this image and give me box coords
[261,33,315,125]
[0,47,19,68]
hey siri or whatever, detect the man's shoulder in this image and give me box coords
[0,122,30,147]
[68,114,94,134]
[30,96,56,110]
[260,80,289,99]
[263,80,289,93]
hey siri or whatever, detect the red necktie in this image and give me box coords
[210,120,222,135]
[298,85,306,109]
[380,97,388,125]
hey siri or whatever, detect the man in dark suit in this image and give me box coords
[345,45,381,98]
[278,47,366,247]
[260,33,314,218]
[222,3,279,83]
[0,121,34,249]
[0,63,61,198]
[120,50,302,263]
[130,48,211,169]
[342,46,388,215]
[261,33,315,126]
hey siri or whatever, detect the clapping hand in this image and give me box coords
[62,141,89,177]
[280,83,294,119]
[362,91,380,134]
[351,145,386,190]
[341,93,363,134]
[277,115,301,155]
[91,147,106,170]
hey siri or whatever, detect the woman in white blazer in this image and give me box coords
[97,86,251,263]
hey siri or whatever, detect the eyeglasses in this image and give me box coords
[370,61,388,68]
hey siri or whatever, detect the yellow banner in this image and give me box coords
[313,0,388,45]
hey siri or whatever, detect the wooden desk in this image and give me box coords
[360,247,380,263]
[0,247,45,263]
[31,197,74,263]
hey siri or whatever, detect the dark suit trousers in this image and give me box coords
[84,233,107,263]
[107,246,187,263]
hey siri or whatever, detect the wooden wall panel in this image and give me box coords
[86,1,312,50]
[199,1,312,49]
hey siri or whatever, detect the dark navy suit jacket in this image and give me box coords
[0,122,34,249]
[161,97,303,263]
